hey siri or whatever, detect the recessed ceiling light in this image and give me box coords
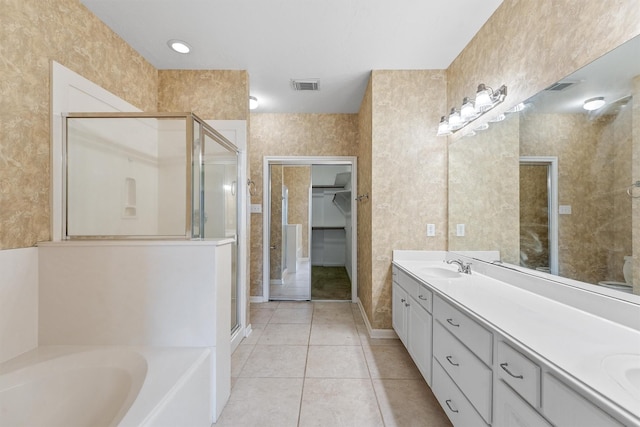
[167,39,191,54]
[583,96,605,111]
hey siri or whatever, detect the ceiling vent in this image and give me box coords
[291,79,320,91]
[545,81,575,91]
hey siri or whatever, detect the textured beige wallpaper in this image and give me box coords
[283,166,311,258]
[447,0,640,280]
[269,165,283,280]
[0,0,158,250]
[248,114,358,296]
[369,70,448,329]
[157,70,249,120]
[357,78,373,323]
[448,113,520,264]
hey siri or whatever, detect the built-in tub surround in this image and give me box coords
[393,250,640,426]
[38,240,233,421]
[0,346,212,427]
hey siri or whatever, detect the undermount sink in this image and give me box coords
[417,266,462,279]
[601,354,640,400]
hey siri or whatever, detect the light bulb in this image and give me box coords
[583,97,605,111]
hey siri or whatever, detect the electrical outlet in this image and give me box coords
[250,204,262,213]
[427,224,436,237]
[456,224,465,237]
[559,205,572,215]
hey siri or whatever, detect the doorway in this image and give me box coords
[263,157,357,302]
[519,156,559,275]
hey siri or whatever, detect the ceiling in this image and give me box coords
[81,0,503,113]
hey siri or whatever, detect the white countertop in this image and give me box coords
[393,254,640,423]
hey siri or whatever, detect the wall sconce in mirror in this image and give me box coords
[437,83,507,136]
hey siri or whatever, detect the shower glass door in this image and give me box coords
[196,126,240,334]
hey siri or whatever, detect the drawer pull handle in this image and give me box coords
[418,295,428,300]
[446,318,460,327]
[400,298,406,303]
[445,399,459,413]
[500,363,524,379]
[446,355,459,366]
[405,302,410,307]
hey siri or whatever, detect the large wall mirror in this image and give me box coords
[448,35,640,297]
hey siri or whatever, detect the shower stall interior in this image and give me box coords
[64,112,241,334]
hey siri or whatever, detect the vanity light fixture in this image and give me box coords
[167,39,191,54]
[436,83,507,136]
[249,96,259,110]
[583,96,605,111]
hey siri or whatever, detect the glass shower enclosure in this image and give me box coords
[64,112,240,334]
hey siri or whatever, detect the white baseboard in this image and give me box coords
[250,296,267,303]
[356,300,398,339]
[270,279,283,285]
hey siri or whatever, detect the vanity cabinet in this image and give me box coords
[391,262,636,427]
[392,266,433,384]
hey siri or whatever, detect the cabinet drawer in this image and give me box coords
[433,296,493,365]
[394,267,418,297]
[412,283,433,313]
[432,358,488,427]
[542,374,623,427]
[433,321,492,423]
[497,341,540,407]
[495,380,551,427]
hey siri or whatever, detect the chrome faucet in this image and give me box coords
[446,259,472,274]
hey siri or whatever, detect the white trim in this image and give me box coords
[520,156,559,275]
[356,299,399,339]
[250,296,267,303]
[262,156,358,303]
[270,279,284,285]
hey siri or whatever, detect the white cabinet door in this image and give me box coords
[392,282,408,346]
[495,380,551,427]
[408,301,432,385]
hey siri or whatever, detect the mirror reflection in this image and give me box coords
[448,35,639,296]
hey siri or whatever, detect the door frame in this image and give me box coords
[519,156,559,275]
[262,156,358,302]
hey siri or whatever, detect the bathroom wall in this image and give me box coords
[446,0,640,275]
[157,70,249,120]
[283,166,311,258]
[269,165,284,281]
[367,70,448,329]
[248,114,358,296]
[0,0,158,250]
[519,164,551,270]
[357,79,374,323]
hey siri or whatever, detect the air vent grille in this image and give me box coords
[545,81,575,91]
[291,79,320,91]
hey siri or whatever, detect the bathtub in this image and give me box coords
[0,346,213,427]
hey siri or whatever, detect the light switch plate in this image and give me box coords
[427,224,436,237]
[250,204,262,213]
[456,224,465,237]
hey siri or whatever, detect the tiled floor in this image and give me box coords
[214,301,452,427]
[270,260,311,300]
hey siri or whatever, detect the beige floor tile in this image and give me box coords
[305,345,370,378]
[270,308,313,324]
[298,378,384,427]
[214,377,303,427]
[250,307,275,324]
[309,322,360,346]
[313,301,355,312]
[373,379,453,427]
[239,345,308,378]
[242,323,264,346]
[231,344,254,377]
[312,308,356,324]
[364,345,422,379]
[251,301,281,309]
[278,301,313,308]
[257,323,311,345]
